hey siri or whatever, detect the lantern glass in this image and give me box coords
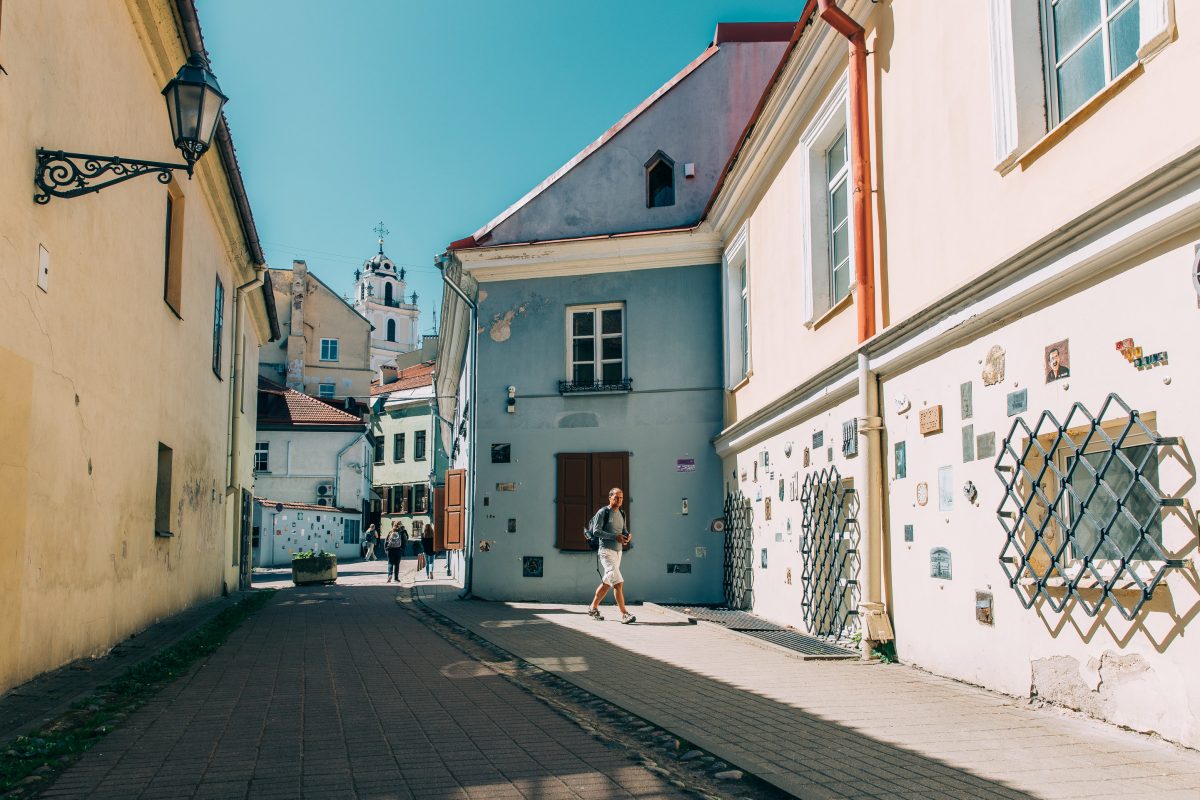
[162,54,227,165]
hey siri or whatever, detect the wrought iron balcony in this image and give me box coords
[558,378,633,395]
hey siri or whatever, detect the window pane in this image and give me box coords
[601,362,623,384]
[1052,0,1102,57]
[572,337,595,363]
[572,311,594,336]
[1056,34,1105,118]
[601,336,622,360]
[829,180,848,228]
[826,130,847,182]
[1068,445,1162,560]
[1108,2,1140,77]
[573,363,595,384]
[832,261,850,303]
[601,309,622,335]
[831,221,850,279]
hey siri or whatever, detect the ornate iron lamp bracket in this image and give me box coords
[34,149,192,204]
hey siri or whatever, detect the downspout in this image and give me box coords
[818,0,876,342]
[856,353,885,659]
[226,270,265,493]
[436,254,478,600]
[334,433,367,511]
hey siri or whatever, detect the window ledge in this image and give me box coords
[1011,63,1144,175]
[806,289,855,331]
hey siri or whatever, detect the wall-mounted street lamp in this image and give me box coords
[33,53,228,204]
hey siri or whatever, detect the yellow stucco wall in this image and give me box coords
[0,0,269,691]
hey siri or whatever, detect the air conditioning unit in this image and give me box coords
[316,483,334,497]
[316,498,328,507]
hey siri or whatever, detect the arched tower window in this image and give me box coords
[384,281,393,304]
[386,319,396,342]
[645,151,675,208]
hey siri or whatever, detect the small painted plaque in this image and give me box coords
[916,481,929,506]
[676,458,696,472]
[842,418,859,456]
[961,424,975,462]
[1006,389,1028,416]
[919,405,943,435]
[982,345,1006,386]
[761,548,769,568]
[937,465,954,511]
[812,430,824,449]
[976,431,997,460]
[522,556,544,578]
[774,531,783,542]
[778,478,785,500]
[930,548,952,580]
[960,381,973,419]
[976,591,993,625]
[904,524,914,543]
[667,563,692,574]
[507,518,517,533]
[491,443,511,463]
[894,441,907,479]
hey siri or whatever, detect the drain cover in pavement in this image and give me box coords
[663,606,857,659]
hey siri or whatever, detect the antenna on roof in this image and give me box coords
[372,220,389,254]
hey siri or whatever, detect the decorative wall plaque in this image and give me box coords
[1044,339,1070,383]
[916,482,929,506]
[842,418,859,456]
[761,548,769,569]
[904,524,914,543]
[930,548,952,579]
[937,466,954,511]
[976,591,993,625]
[812,430,824,449]
[976,431,996,460]
[786,568,793,585]
[961,424,975,462]
[894,441,907,479]
[491,443,511,463]
[982,345,1006,386]
[778,478,785,500]
[522,556,544,578]
[1006,388,1027,416]
[960,381,973,419]
[802,447,811,467]
[764,497,772,520]
[667,563,692,574]
[919,405,943,435]
[507,518,517,533]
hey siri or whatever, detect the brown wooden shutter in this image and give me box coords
[443,468,465,551]
[557,453,592,550]
[592,452,631,533]
[432,486,447,550]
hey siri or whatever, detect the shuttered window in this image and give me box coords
[556,451,630,550]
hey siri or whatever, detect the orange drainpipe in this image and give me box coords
[818,0,875,342]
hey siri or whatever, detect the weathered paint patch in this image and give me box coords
[1031,651,1151,722]
[0,348,33,691]
[557,412,600,428]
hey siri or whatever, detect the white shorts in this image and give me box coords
[598,547,624,586]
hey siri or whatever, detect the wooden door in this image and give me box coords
[443,469,465,551]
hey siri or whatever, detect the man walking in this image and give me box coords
[587,487,635,624]
[362,524,378,561]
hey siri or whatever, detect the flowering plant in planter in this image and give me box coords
[291,549,337,585]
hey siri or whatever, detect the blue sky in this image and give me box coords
[197,1,802,325]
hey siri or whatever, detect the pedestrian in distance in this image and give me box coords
[362,523,378,561]
[421,523,436,579]
[586,487,635,624]
[395,520,409,559]
[384,525,404,582]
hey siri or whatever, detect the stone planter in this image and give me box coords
[292,554,337,585]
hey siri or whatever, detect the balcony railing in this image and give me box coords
[558,377,633,395]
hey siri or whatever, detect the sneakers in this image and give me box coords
[621,613,636,625]
[587,607,604,621]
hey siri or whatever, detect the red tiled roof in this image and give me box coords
[371,362,435,396]
[257,377,365,427]
[255,497,358,514]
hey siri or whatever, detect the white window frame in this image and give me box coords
[254,441,269,473]
[318,383,335,399]
[564,302,626,387]
[721,225,751,389]
[798,72,852,326]
[319,338,339,362]
[987,0,1173,172]
[1040,0,1141,127]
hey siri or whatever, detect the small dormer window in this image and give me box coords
[645,151,675,208]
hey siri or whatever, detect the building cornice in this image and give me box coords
[458,225,724,282]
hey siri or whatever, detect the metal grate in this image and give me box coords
[722,491,754,609]
[661,606,856,658]
[558,378,633,394]
[995,393,1187,620]
[800,467,860,641]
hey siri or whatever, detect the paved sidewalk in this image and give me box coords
[424,592,1200,800]
[39,565,685,800]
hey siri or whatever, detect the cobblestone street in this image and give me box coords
[35,560,684,800]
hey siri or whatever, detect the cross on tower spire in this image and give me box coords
[372,221,390,254]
